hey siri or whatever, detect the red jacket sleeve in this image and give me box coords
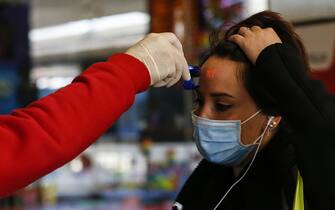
[0,53,150,197]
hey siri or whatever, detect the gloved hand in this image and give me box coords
[126,32,191,87]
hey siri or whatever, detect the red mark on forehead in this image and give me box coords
[205,68,216,79]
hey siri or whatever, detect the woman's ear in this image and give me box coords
[269,116,282,129]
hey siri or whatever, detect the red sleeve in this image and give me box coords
[0,53,150,197]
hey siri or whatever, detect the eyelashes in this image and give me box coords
[215,103,232,112]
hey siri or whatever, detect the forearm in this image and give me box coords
[255,43,335,132]
[0,53,150,197]
[256,43,335,209]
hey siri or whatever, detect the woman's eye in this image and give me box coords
[215,103,232,112]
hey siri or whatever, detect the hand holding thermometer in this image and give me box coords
[183,65,201,90]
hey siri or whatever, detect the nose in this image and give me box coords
[195,104,212,119]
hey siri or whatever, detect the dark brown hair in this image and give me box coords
[201,10,309,119]
[208,10,309,69]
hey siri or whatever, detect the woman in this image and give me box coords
[173,11,335,210]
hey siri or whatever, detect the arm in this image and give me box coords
[255,43,335,132]
[0,32,190,197]
[230,26,335,209]
[0,54,150,197]
[229,26,335,131]
[255,43,335,209]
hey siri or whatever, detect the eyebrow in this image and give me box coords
[210,92,235,98]
[195,90,235,99]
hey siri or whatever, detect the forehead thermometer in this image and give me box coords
[183,65,201,90]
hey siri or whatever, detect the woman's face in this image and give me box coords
[194,55,273,145]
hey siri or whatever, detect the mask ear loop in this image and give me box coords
[212,116,275,210]
[241,110,262,125]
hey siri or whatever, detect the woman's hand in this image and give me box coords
[229,26,282,65]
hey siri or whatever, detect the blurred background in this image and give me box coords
[0,0,334,209]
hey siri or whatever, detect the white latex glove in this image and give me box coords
[126,32,191,87]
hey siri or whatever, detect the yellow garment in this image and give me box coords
[293,171,304,210]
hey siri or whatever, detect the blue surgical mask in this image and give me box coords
[192,110,269,166]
